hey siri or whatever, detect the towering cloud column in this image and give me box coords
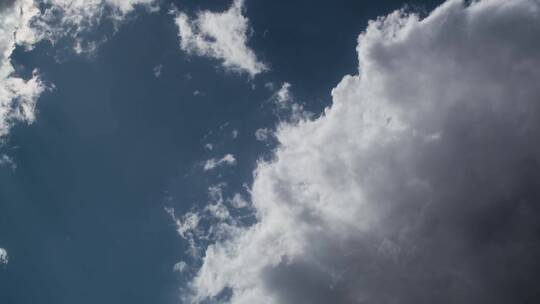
[182,0,540,303]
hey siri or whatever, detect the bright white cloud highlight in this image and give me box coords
[173,0,267,76]
[179,0,540,303]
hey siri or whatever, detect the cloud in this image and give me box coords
[0,248,7,266]
[153,64,162,77]
[173,261,188,273]
[167,183,243,260]
[173,0,267,77]
[254,128,272,142]
[35,0,157,54]
[0,0,47,138]
[179,0,540,303]
[229,193,248,209]
[0,0,155,140]
[0,154,16,169]
[204,154,237,171]
[104,0,156,15]
[275,82,292,108]
[267,82,309,123]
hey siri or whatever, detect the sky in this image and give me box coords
[1,0,540,304]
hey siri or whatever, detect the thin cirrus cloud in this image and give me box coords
[172,0,267,77]
[176,0,540,303]
[0,0,154,140]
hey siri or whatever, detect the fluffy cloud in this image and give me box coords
[0,248,7,266]
[204,154,237,171]
[173,0,267,77]
[180,0,540,303]
[0,0,154,139]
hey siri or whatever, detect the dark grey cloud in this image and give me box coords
[178,0,540,303]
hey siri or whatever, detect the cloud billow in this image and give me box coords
[181,0,540,303]
[173,0,267,77]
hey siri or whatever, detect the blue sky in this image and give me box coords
[2,1,540,304]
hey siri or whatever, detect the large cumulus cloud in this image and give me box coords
[180,0,540,303]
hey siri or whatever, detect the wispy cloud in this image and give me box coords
[203,154,237,171]
[0,0,156,139]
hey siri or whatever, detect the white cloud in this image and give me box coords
[35,0,157,54]
[173,0,267,77]
[0,0,155,140]
[0,0,47,138]
[275,82,292,107]
[167,183,243,261]
[0,248,7,266]
[204,154,237,171]
[268,82,309,123]
[173,261,188,273]
[105,0,156,15]
[254,127,272,142]
[166,207,201,257]
[180,0,540,303]
[229,193,248,209]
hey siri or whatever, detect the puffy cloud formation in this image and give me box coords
[181,0,540,303]
[173,0,267,76]
[0,0,45,138]
[0,248,7,266]
[204,154,237,171]
[0,0,154,139]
